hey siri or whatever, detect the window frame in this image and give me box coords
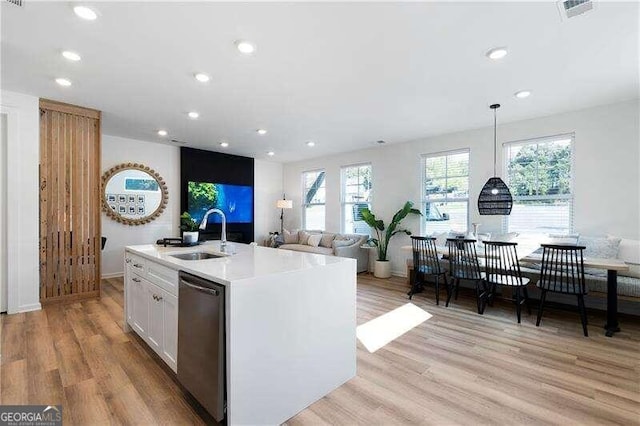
[420,148,471,235]
[301,168,326,230]
[340,162,372,234]
[502,133,575,235]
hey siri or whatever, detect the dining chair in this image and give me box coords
[536,244,589,336]
[483,241,531,323]
[409,236,448,305]
[445,238,489,314]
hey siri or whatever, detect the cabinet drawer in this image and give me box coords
[125,253,147,277]
[147,260,179,296]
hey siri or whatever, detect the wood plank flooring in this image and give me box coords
[2,275,639,425]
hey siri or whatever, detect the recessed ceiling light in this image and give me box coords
[220,142,229,148]
[267,151,275,156]
[194,73,210,83]
[236,41,256,54]
[486,47,508,60]
[188,111,199,119]
[62,50,81,62]
[55,78,72,87]
[157,130,168,136]
[514,90,531,99]
[73,5,97,21]
[257,129,267,135]
[306,141,315,147]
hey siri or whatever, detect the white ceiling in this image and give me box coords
[2,1,638,163]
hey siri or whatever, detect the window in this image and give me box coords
[341,164,372,234]
[421,150,470,234]
[504,134,574,235]
[302,170,326,230]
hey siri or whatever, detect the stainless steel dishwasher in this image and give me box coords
[177,271,226,422]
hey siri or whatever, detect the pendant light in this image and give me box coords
[478,103,513,215]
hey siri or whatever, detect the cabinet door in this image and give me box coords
[161,290,178,372]
[146,282,163,353]
[130,275,149,336]
[125,259,133,326]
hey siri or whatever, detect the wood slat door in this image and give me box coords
[39,99,101,303]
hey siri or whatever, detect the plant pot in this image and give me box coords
[182,231,199,244]
[374,260,392,279]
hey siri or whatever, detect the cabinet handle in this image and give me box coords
[157,295,163,301]
[133,263,143,268]
[132,277,141,283]
[152,294,157,300]
[125,259,132,263]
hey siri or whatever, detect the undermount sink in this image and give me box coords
[170,252,224,261]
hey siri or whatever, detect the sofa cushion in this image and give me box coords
[279,244,333,256]
[320,233,336,248]
[307,234,322,247]
[579,235,622,277]
[283,229,298,244]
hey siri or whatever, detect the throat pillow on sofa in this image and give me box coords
[307,234,322,247]
[283,229,299,244]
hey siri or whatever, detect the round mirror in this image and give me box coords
[101,163,168,226]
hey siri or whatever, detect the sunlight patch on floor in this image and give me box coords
[356,303,432,353]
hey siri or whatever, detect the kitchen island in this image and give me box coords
[124,241,357,425]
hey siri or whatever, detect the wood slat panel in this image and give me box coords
[39,100,101,304]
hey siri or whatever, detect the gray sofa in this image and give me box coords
[279,230,369,273]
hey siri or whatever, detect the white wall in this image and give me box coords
[254,159,284,243]
[283,100,640,276]
[0,91,41,313]
[101,135,180,277]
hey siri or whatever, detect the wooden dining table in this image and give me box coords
[401,239,629,337]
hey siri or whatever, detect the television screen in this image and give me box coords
[187,181,253,225]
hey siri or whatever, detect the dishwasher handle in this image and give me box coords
[181,279,220,296]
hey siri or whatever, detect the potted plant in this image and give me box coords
[361,201,422,278]
[180,212,200,244]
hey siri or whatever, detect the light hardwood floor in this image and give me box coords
[2,275,639,425]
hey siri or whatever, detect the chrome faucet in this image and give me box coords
[199,208,227,251]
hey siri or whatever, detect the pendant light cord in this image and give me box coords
[493,107,497,177]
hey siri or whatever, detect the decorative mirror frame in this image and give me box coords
[101,163,168,226]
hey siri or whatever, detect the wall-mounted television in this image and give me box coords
[187,181,253,225]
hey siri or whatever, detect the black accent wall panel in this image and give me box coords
[180,147,254,243]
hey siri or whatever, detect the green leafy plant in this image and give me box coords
[360,201,422,261]
[180,212,199,232]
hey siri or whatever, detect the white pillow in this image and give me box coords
[307,234,322,247]
[298,231,312,245]
[491,232,519,242]
[548,233,580,245]
[579,235,621,259]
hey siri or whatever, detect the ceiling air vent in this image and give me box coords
[557,0,594,20]
[170,139,187,145]
[4,0,24,6]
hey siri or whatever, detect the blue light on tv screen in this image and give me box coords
[187,181,253,224]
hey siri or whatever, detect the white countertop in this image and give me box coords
[125,241,353,285]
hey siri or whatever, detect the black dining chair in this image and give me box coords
[408,236,448,305]
[536,244,589,336]
[445,238,489,314]
[484,241,531,323]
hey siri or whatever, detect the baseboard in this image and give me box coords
[102,272,124,279]
[392,269,408,278]
[11,302,42,314]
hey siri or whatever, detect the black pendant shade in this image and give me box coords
[478,177,513,215]
[478,103,513,215]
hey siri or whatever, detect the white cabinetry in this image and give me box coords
[124,252,179,372]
